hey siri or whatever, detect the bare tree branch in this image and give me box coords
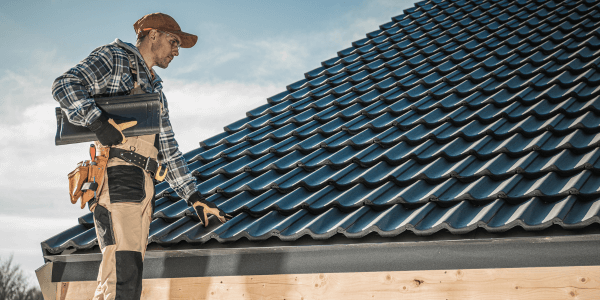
[0,255,43,300]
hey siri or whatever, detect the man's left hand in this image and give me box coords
[188,192,232,227]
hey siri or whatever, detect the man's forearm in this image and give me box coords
[162,150,198,200]
[158,114,198,200]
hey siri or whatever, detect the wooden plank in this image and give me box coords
[35,262,57,300]
[61,266,600,300]
[58,282,69,300]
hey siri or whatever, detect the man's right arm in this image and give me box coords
[51,46,115,127]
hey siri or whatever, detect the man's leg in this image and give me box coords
[92,164,154,300]
[91,204,118,300]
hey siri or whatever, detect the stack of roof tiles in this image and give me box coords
[43,0,600,255]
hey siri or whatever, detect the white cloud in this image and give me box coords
[0,101,85,190]
[171,0,414,86]
[0,49,72,123]
[163,80,281,152]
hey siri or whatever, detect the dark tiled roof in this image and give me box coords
[43,0,600,255]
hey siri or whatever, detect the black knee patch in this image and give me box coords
[107,165,146,203]
[93,205,115,248]
[116,251,143,300]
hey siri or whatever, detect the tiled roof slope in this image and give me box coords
[43,0,600,255]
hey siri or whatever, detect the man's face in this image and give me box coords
[151,31,180,69]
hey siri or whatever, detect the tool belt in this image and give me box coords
[109,148,167,181]
[67,145,167,210]
[67,144,109,209]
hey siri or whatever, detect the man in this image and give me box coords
[52,13,232,300]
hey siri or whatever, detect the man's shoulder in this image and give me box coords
[89,40,133,59]
[90,44,127,56]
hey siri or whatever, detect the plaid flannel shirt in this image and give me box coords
[52,39,197,201]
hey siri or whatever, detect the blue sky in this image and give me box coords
[0,0,415,285]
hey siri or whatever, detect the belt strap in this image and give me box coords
[109,148,159,176]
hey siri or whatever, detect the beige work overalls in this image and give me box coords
[91,78,157,300]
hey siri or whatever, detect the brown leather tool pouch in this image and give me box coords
[68,146,110,209]
[68,162,89,205]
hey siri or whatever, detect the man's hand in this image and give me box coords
[188,192,232,227]
[88,114,136,147]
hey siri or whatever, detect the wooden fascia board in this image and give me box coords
[56,266,600,300]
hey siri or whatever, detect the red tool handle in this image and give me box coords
[89,144,96,162]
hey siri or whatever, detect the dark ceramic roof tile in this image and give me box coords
[44,0,600,254]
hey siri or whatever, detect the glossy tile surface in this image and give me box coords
[44,0,600,254]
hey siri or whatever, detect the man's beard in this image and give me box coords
[156,57,171,69]
[151,43,171,69]
[156,57,170,69]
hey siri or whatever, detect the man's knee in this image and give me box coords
[115,251,143,300]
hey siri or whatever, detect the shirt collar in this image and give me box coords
[111,39,162,86]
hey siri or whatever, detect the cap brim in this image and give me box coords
[168,30,197,48]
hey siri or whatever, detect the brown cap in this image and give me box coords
[134,13,197,48]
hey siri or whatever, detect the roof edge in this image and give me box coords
[47,226,600,282]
